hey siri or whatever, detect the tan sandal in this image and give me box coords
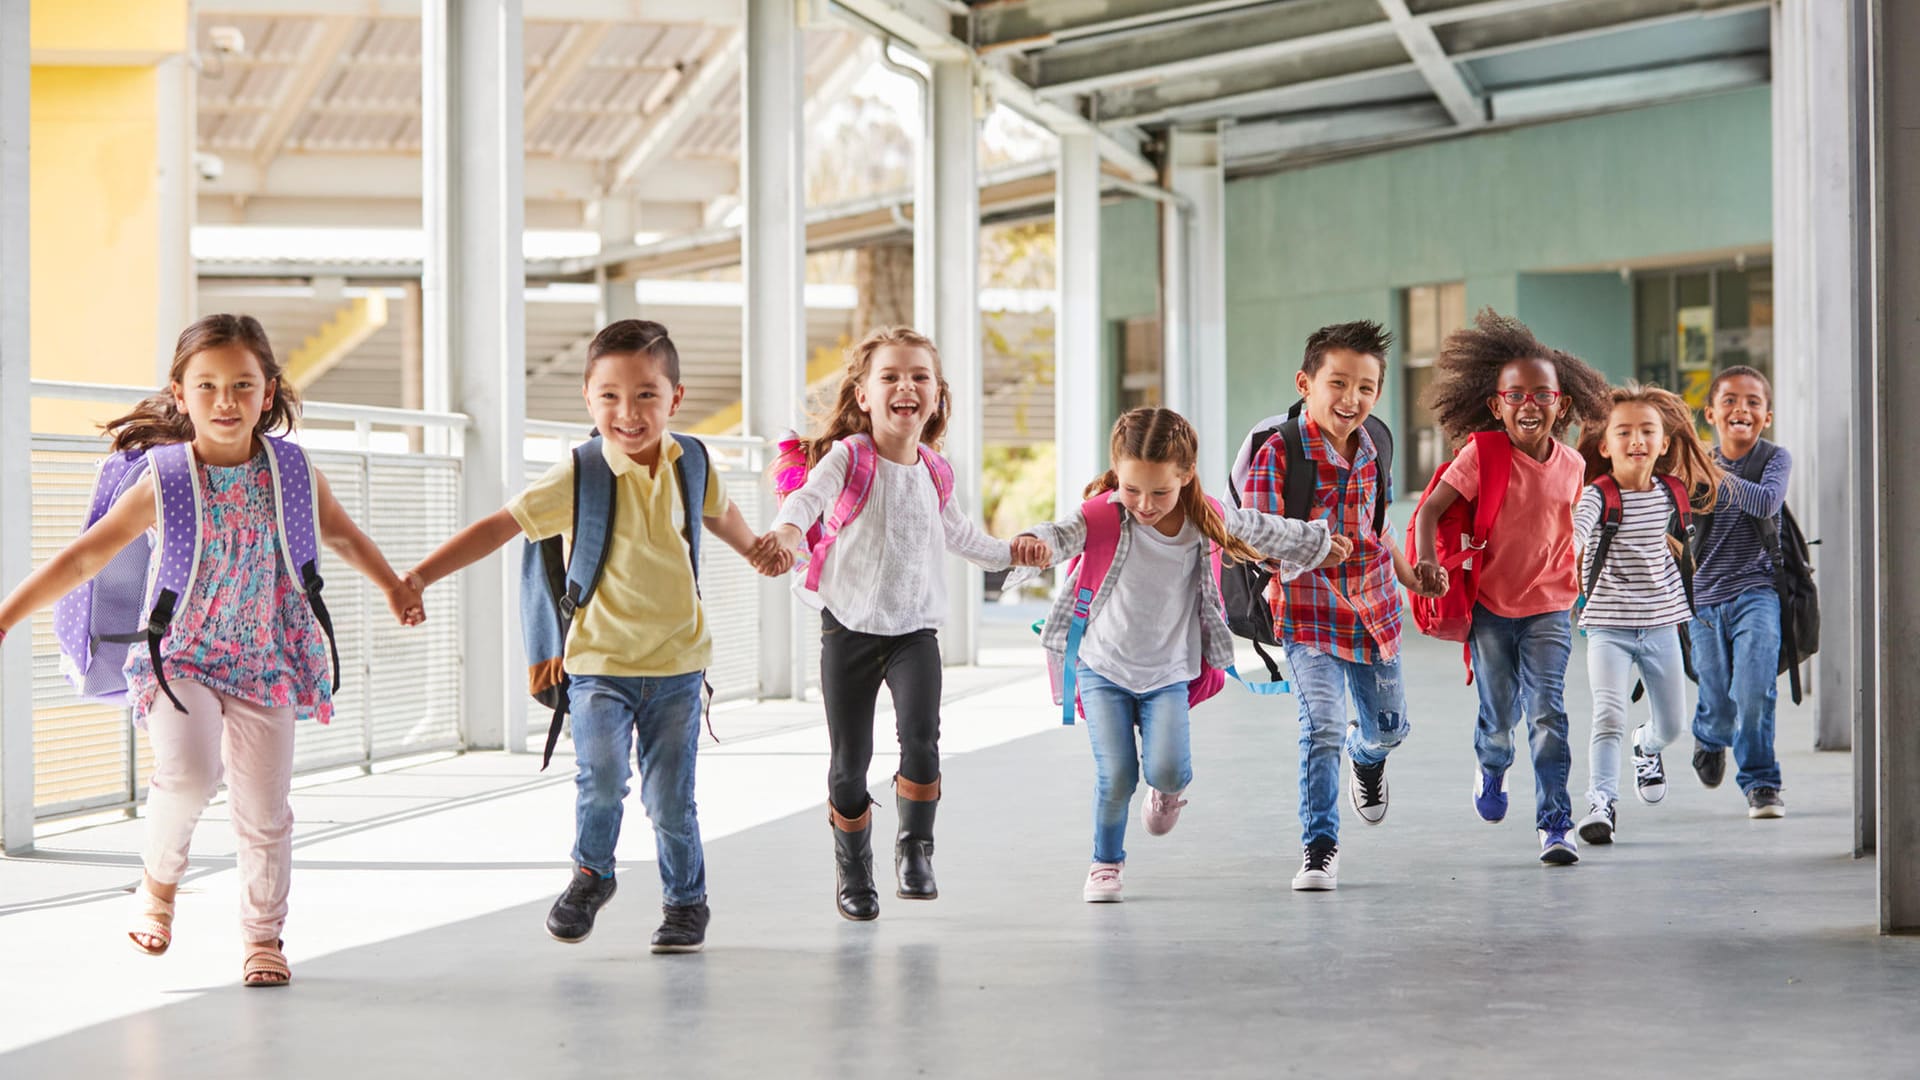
[127,885,174,956]
[242,939,291,988]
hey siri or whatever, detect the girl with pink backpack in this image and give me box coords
[0,315,423,987]
[751,327,1040,922]
[1012,408,1349,903]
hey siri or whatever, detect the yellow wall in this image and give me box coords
[29,2,188,434]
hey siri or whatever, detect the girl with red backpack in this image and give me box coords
[753,327,1034,922]
[0,315,424,987]
[1571,385,1723,845]
[1013,408,1347,903]
[1412,311,1612,866]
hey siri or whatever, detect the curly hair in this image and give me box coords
[1302,320,1394,376]
[1576,382,1724,513]
[795,326,951,467]
[1421,308,1612,444]
[1084,408,1264,565]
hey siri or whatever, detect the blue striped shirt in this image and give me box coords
[1693,443,1792,609]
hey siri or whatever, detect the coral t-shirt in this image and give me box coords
[1441,435,1583,619]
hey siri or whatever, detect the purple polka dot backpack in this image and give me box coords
[52,436,339,711]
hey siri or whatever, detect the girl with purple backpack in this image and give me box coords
[1012,408,1348,903]
[750,326,1038,922]
[0,315,423,987]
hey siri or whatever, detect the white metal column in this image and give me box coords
[424,0,526,751]
[1056,132,1103,519]
[1773,0,1861,753]
[931,57,980,664]
[742,0,804,697]
[1869,0,1920,933]
[0,0,32,853]
[155,53,195,378]
[1163,127,1228,488]
[593,196,642,327]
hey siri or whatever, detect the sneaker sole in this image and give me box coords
[1143,820,1179,837]
[650,943,705,954]
[1577,822,1614,845]
[546,926,592,944]
[1540,847,1579,866]
[1082,891,1123,903]
[1636,785,1666,805]
[1291,876,1337,892]
[1748,806,1786,819]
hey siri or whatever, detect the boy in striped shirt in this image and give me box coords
[1689,366,1791,819]
[1245,321,1444,891]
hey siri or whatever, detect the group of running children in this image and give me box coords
[0,307,1797,985]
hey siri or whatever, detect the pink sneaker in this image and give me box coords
[1082,862,1124,902]
[1144,788,1188,836]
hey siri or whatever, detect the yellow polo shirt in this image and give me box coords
[508,436,730,677]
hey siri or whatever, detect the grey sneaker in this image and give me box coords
[1747,787,1786,819]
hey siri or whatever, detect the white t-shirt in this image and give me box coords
[1572,483,1692,630]
[771,441,1011,636]
[1078,518,1204,694]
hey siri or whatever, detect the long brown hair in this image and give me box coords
[104,314,300,453]
[1084,408,1263,565]
[1577,382,1723,513]
[797,327,951,466]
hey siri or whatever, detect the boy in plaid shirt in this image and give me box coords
[1246,321,1444,892]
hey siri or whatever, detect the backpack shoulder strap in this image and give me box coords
[920,446,955,511]
[143,443,203,714]
[1058,495,1123,726]
[1657,473,1698,614]
[1280,420,1316,521]
[804,435,878,591]
[262,436,341,696]
[1364,417,1394,537]
[671,433,710,577]
[1584,475,1623,599]
[564,436,619,618]
[1469,431,1513,544]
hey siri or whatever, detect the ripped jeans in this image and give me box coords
[1283,643,1410,847]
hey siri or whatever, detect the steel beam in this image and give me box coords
[1054,131,1102,526]
[1223,101,1452,162]
[610,33,742,193]
[1376,0,1484,128]
[423,0,527,751]
[931,56,980,664]
[1870,0,1920,934]
[1488,56,1770,123]
[0,0,30,853]
[972,0,1274,52]
[742,0,804,698]
[199,0,736,19]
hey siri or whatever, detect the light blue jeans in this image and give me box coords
[1077,664,1193,865]
[1689,589,1783,793]
[568,671,707,906]
[1469,605,1575,831]
[1585,625,1688,806]
[1282,643,1409,847]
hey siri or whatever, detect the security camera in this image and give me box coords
[207,26,246,56]
[193,152,224,183]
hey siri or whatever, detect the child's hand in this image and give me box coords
[1409,559,1448,598]
[387,571,427,627]
[1009,535,1051,567]
[748,533,795,577]
[1316,534,1354,568]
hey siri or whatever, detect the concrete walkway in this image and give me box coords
[2,607,1916,1078]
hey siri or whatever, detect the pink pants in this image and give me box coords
[141,680,296,943]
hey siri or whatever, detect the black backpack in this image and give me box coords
[1689,438,1819,704]
[1222,400,1393,683]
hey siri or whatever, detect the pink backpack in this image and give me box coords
[1045,495,1232,724]
[771,431,954,590]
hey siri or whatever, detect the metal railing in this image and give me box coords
[25,381,470,820]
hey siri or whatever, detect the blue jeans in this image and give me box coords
[1282,643,1409,847]
[568,671,707,906]
[1585,625,1688,806]
[1689,590,1783,793]
[1077,665,1193,865]
[1469,606,1574,831]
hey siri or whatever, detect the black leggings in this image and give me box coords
[820,609,943,818]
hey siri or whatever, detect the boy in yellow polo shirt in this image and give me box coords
[407,320,766,953]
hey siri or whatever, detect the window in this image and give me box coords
[1632,263,1773,424]
[1402,281,1466,490]
[1117,316,1162,411]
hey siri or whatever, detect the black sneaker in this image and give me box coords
[1632,727,1668,804]
[1349,756,1388,825]
[1577,799,1616,845]
[651,901,710,953]
[546,868,616,943]
[1290,840,1339,891]
[1746,787,1786,819]
[1692,746,1727,789]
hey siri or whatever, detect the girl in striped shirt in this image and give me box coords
[1572,385,1723,845]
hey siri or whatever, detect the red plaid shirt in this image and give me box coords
[1245,415,1403,663]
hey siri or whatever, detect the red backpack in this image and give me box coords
[1408,431,1513,681]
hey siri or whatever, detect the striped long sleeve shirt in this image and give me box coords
[1693,443,1792,609]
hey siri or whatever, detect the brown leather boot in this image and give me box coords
[894,774,939,900]
[830,804,880,921]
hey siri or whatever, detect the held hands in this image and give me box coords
[1407,559,1449,599]
[1316,533,1355,569]
[747,525,804,578]
[1008,534,1052,568]
[387,570,427,627]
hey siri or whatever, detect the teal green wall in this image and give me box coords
[1222,87,1772,474]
